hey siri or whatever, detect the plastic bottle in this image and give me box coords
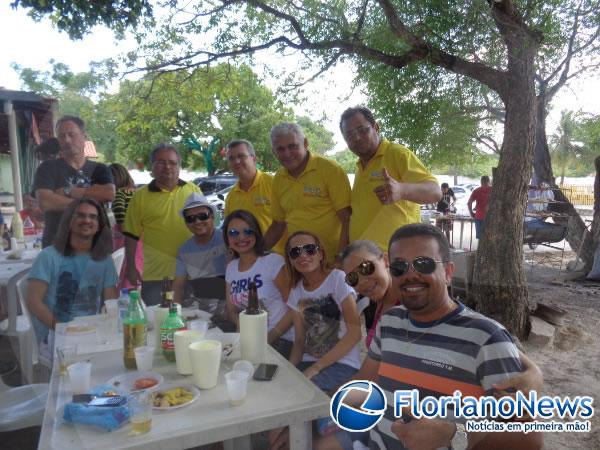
[123,290,148,369]
[160,303,186,362]
[239,281,268,363]
[23,216,35,236]
[11,212,23,240]
[117,288,129,333]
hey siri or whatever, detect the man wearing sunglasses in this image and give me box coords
[173,193,227,305]
[342,224,541,450]
[265,122,351,266]
[123,144,200,305]
[340,106,441,252]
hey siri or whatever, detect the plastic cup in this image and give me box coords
[128,391,153,435]
[134,346,155,371]
[104,300,120,334]
[225,370,249,406]
[67,361,92,394]
[56,345,77,375]
[187,319,209,336]
[188,340,222,389]
[233,360,254,378]
[174,330,204,375]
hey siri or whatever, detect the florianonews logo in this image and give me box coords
[330,380,387,432]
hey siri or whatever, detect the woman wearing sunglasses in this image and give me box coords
[340,240,399,349]
[284,231,362,391]
[222,209,294,357]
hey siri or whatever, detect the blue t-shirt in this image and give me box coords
[175,231,227,279]
[28,246,118,343]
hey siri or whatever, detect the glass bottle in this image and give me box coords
[123,290,148,369]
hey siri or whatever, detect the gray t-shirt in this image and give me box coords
[175,231,227,279]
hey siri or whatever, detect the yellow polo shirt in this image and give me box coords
[272,153,351,265]
[123,179,200,281]
[224,170,285,254]
[350,139,438,250]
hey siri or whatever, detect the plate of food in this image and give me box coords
[106,371,164,393]
[60,323,96,335]
[152,384,200,410]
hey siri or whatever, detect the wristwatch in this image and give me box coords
[450,423,467,450]
[63,185,72,197]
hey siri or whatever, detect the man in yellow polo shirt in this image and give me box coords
[123,143,200,305]
[264,123,351,266]
[224,139,284,253]
[341,106,441,251]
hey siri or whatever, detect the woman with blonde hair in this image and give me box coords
[285,230,361,390]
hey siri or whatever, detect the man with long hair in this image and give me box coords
[26,198,118,359]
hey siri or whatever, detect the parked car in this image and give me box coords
[450,185,473,199]
[193,174,237,195]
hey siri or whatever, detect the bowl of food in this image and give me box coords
[152,384,199,410]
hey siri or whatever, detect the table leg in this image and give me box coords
[459,221,465,249]
[289,421,312,450]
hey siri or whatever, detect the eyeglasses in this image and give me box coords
[389,257,446,277]
[153,159,179,167]
[344,260,376,287]
[184,212,212,223]
[227,153,251,163]
[342,125,372,140]
[228,228,255,239]
[288,243,319,260]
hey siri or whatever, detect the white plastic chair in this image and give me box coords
[0,268,33,383]
[0,382,49,431]
[112,247,125,275]
[15,275,51,383]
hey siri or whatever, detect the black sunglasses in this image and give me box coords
[184,212,212,223]
[344,260,376,287]
[389,256,446,277]
[228,228,255,239]
[289,243,319,260]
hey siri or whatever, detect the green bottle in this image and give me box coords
[123,290,148,369]
[160,303,186,362]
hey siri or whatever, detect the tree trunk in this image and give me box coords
[472,16,538,339]
[531,97,595,270]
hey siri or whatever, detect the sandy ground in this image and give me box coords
[523,256,600,450]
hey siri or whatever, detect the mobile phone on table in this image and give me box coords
[88,396,127,407]
[72,394,94,403]
[253,363,279,381]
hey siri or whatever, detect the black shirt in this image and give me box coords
[33,158,114,247]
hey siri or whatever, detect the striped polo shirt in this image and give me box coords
[368,302,523,450]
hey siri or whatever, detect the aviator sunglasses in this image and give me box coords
[228,227,255,239]
[184,212,212,223]
[288,243,319,259]
[389,256,446,277]
[344,260,376,287]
